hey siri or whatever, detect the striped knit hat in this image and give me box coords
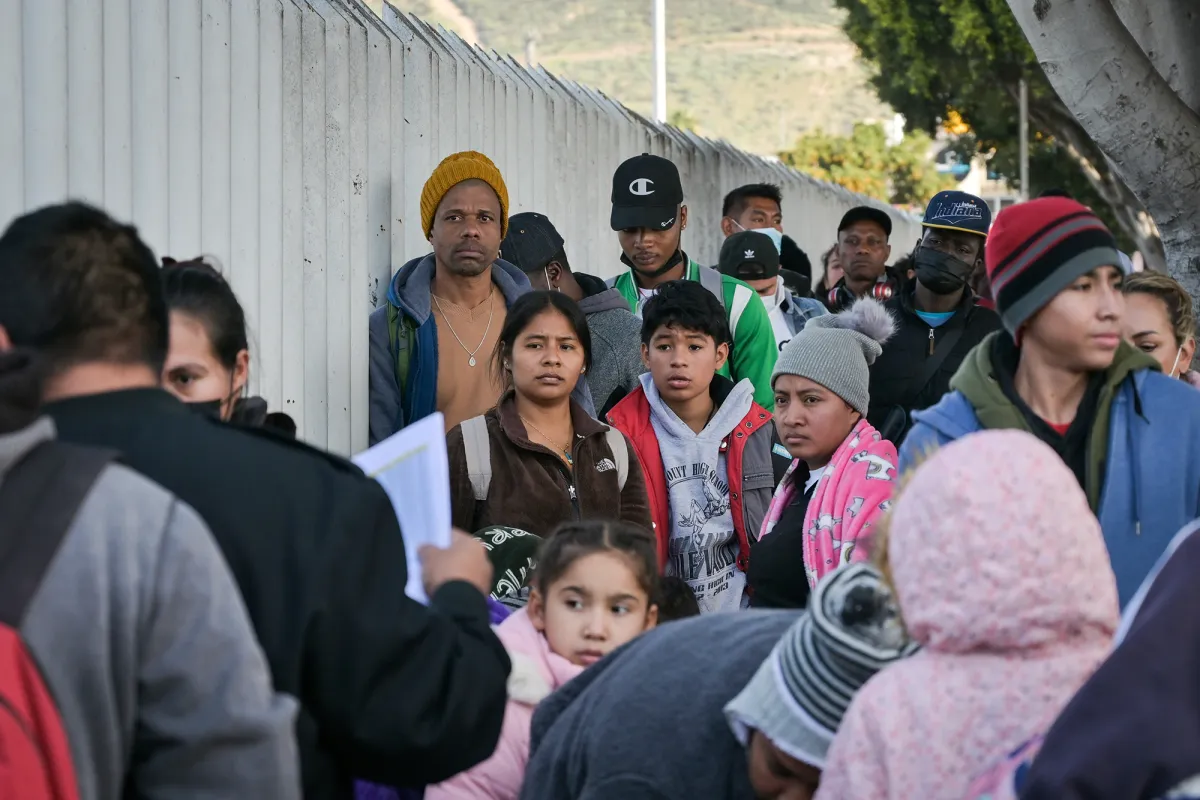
[986,197,1127,337]
[724,564,918,768]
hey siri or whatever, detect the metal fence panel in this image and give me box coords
[5,0,921,454]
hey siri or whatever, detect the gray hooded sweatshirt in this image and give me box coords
[575,273,646,415]
[644,372,755,614]
[3,418,300,799]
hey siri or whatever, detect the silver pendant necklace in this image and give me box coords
[433,287,494,367]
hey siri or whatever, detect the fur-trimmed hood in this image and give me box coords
[496,608,583,706]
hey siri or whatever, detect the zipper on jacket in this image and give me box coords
[566,436,583,520]
[567,483,581,519]
[928,327,935,355]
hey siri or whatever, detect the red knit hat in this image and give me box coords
[985,198,1124,337]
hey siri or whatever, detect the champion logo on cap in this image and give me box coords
[744,249,756,258]
[629,178,655,196]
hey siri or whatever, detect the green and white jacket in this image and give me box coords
[609,255,778,410]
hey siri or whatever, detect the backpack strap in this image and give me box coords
[0,441,115,624]
[603,426,629,491]
[696,265,728,313]
[461,415,492,502]
[388,304,415,409]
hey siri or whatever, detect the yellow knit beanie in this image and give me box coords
[420,151,510,239]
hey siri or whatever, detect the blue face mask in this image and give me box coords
[732,220,783,254]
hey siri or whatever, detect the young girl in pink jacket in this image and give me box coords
[815,430,1119,800]
[427,520,660,800]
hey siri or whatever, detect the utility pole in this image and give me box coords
[525,31,538,67]
[652,0,667,122]
[1019,78,1030,201]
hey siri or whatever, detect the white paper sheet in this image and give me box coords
[352,412,452,604]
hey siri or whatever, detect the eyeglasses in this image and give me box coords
[841,234,887,250]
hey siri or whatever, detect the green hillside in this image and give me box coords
[383,0,891,156]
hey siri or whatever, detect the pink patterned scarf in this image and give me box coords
[758,418,897,587]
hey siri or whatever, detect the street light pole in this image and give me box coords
[652,0,667,122]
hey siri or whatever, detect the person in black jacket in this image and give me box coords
[823,206,902,312]
[0,202,511,800]
[867,191,1002,444]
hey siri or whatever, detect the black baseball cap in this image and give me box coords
[921,190,991,237]
[838,206,893,238]
[500,212,565,272]
[718,231,781,280]
[610,153,684,231]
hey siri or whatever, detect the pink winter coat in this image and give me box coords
[758,418,896,586]
[426,609,583,800]
[816,430,1119,800]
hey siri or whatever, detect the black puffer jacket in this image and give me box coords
[867,288,1001,443]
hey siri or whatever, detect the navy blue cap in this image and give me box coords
[922,191,991,237]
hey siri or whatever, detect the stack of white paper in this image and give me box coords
[352,413,452,604]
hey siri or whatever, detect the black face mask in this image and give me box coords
[185,398,225,419]
[620,248,685,280]
[913,246,974,296]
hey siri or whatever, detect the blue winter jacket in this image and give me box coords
[368,254,595,444]
[901,338,1200,608]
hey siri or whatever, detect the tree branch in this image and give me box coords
[1008,0,1200,288]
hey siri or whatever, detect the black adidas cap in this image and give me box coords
[610,153,684,231]
[719,231,781,280]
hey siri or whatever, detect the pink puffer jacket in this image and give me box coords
[426,609,582,800]
[816,430,1119,800]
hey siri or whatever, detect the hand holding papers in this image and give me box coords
[353,413,452,604]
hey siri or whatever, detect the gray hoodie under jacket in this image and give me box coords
[3,418,300,800]
[575,273,647,416]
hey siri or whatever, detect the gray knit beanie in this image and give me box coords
[771,297,896,416]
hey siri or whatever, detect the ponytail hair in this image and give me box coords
[532,520,658,601]
[160,256,248,370]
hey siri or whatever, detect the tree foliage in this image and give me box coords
[780,123,954,208]
[834,0,1159,262]
[668,108,699,133]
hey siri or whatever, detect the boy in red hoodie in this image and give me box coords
[607,280,774,613]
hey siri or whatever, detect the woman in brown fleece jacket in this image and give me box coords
[447,292,652,537]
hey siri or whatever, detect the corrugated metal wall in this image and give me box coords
[1,0,920,455]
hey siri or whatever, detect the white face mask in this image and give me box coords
[732,219,783,254]
[758,276,785,311]
[1169,345,1185,378]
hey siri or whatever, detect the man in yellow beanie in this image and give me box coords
[369,151,594,441]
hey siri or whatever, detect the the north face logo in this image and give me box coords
[596,458,617,473]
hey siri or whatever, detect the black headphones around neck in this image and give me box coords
[824,274,897,312]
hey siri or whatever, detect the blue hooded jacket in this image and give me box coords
[368,254,594,444]
[901,334,1200,608]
